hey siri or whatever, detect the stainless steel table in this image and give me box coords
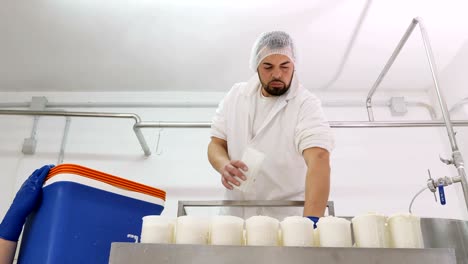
[109,243,456,264]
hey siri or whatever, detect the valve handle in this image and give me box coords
[428,169,437,202]
[438,185,446,205]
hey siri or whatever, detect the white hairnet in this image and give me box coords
[249,31,297,71]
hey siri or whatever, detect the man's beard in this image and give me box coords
[259,73,293,96]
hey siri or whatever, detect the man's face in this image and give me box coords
[257,54,294,97]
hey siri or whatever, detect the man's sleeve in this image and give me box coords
[211,86,236,140]
[295,95,335,154]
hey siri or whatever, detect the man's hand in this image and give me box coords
[208,137,249,190]
[220,160,248,190]
[0,164,54,242]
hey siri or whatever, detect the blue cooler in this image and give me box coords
[18,164,166,264]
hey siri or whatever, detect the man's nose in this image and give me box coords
[272,68,282,79]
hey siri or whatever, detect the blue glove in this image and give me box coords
[0,164,54,241]
[306,216,320,229]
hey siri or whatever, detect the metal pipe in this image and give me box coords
[0,109,141,122]
[0,109,151,156]
[134,120,468,129]
[0,102,30,108]
[366,18,418,121]
[407,102,437,119]
[326,100,437,120]
[58,117,71,164]
[0,99,439,120]
[416,17,458,150]
[30,116,39,138]
[0,102,218,108]
[365,16,468,211]
[415,17,468,209]
[0,99,435,110]
[330,120,468,128]
[48,102,218,108]
[133,125,151,156]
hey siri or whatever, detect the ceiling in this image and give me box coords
[0,0,467,92]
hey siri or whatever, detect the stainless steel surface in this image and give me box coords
[365,16,468,211]
[366,18,418,121]
[109,243,456,264]
[338,217,468,263]
[177,200,335,217]
[421,218,468,264]
[0,109,152,156]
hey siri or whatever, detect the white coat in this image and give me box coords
[211,73,334,220]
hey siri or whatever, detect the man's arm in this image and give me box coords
[208,137,230,175]
[0,239,16,264]
[0,165,54,264]
[303,147,331,217]
[207,137,247,190]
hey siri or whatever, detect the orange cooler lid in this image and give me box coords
[47,164,166,201]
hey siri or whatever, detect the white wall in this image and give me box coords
[436,39,468,108]
[1,89,467,220]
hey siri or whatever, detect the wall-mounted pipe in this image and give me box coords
[0,109,151,156]
[2,111,467,160]
[58,117,71,164]
[0,98,438,120]
[134,120,468,129]
[407,102,437,119]
[0,102,30,108]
